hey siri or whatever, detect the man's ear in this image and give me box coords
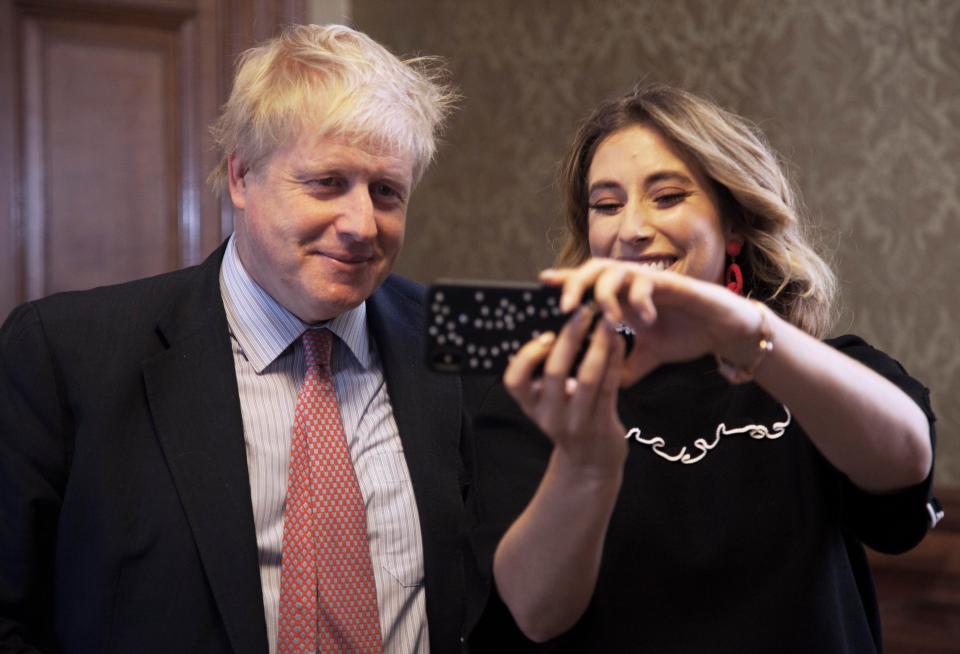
[227,153,248,209]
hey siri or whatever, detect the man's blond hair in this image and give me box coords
[208,24,457,193]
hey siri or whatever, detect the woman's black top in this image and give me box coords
[465,335,936,654]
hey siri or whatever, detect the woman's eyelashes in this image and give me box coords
[588,190,692,214]
[588,200,623,214]
[652,190,692,208]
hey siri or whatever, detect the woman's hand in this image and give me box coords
[542,258,765,385]
[503,301,628,474]
[493,256,930,642]
[542,257,931,493]
[496,298,630,642]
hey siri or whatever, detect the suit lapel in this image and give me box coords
[142,245,269,654]
[368,276,465,650]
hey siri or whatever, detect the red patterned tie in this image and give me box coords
[277,329,384,653]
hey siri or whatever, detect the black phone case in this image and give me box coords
[425,280,575,374]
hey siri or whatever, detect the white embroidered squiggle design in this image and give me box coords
[624,406,792,464]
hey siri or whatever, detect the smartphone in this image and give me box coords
[425,280,571,374]
[425,279,631,375]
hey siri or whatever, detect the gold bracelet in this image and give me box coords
[715,300,774,384]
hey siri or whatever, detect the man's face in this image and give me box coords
[229,132,414,323]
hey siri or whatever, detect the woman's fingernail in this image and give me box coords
[538,332,556,344]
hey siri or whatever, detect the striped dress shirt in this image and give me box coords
[219,236,429,653]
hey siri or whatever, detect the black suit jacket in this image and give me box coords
[0,243,470,653]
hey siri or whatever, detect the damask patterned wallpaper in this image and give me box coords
[354,0,960,486]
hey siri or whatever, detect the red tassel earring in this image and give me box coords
[725,240,744,295]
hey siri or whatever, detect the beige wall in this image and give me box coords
[307,0,350,25]
[354,0,960,487]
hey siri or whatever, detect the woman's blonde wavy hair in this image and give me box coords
[208,24,458,194]
[557,84,837,337]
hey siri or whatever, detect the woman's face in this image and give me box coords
[586,124,730,284]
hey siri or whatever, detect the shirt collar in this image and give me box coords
[219,234,372,373]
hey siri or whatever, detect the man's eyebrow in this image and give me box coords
[290,164,338,179]
[292,165,411,187]
[376,170,412,188]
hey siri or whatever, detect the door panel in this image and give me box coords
[23,16,179,295]
[0,0,306,318]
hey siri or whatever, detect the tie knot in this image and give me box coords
[302,329,333,369]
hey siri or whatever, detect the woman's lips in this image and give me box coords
[617,255,678,272]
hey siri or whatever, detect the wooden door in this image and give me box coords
[0,0,305,319]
